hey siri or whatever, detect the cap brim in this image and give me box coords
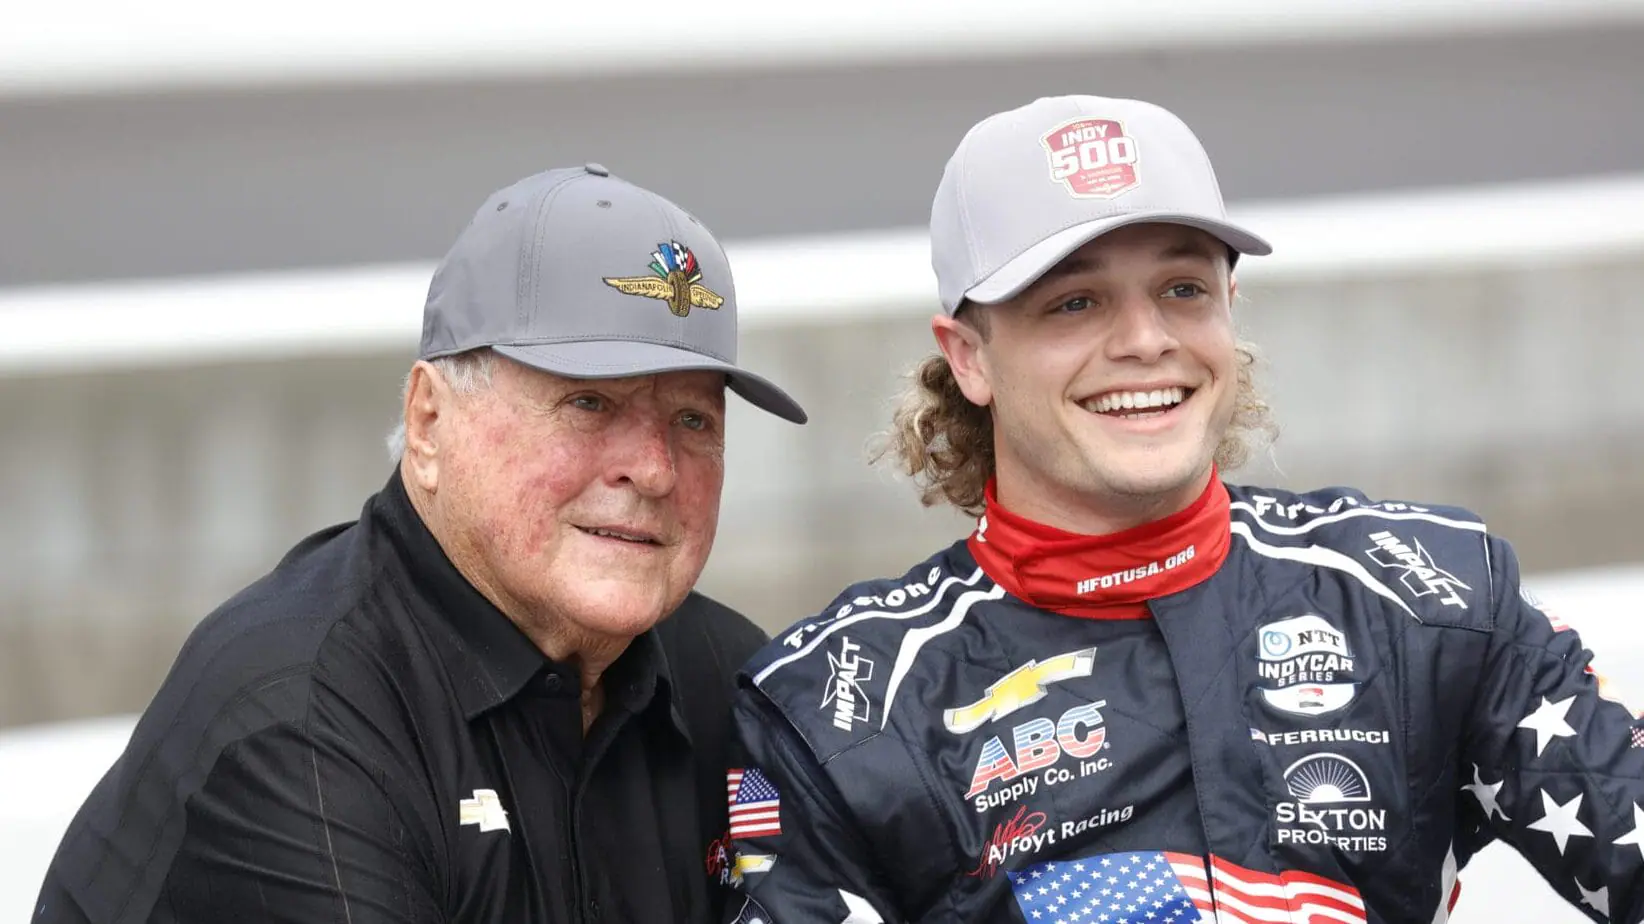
[964,212,1273,306]
[492,341,807,424]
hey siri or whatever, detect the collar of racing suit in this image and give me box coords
[965,470,1231,618]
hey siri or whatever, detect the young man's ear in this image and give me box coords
[931,310,994,408]
[401,361,449,493]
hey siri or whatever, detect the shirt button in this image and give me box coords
[541,674,565,695]
[587,897,601,919]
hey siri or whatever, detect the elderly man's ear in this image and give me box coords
[402,361,448,494]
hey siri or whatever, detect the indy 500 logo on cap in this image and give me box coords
[1042,118,1139,199]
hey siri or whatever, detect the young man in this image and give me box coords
[722,97,1644,923]
[36,164,805,923]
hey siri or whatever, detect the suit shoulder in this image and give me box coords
[739,543,985,704]
[1226,482,1494,623]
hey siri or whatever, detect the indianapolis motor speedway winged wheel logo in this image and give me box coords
[603,240,724,317]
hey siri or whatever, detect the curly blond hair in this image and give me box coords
[873,323,1278,517]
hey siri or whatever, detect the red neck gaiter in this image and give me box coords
[966,473,1231,619]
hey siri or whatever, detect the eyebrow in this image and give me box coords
[1032,233,1222,287]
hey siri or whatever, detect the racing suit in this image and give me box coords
[721,481,1644,924]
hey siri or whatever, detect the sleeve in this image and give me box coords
[34,702,445,924]
[152,720,446,923]
[1459,536,1644,923]
[723,689,904,924]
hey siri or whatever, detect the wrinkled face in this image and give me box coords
[410,358,726,643]
[936,223,1238,530]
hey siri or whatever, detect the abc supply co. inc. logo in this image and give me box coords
[943,649,1115,813]
[1041,118,1140,199]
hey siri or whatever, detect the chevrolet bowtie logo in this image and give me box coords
[732,852,776,885]
[459,788,510,833]
[942,647,1097,734]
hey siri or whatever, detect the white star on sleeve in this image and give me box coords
[1575,878,1609,918]
[837,890,883,924]
[1615,802,1644,858]
[1527,790,1593,855]
[1517,695,1578,757]
[1461,763,1510,822]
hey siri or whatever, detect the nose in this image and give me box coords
[610,410,678,498]
[1104,290,1179,364]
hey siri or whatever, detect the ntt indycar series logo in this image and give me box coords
[1256,614,1359,716]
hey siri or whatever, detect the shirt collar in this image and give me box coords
[371,469,680,726]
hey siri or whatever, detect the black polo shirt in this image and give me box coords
[35,470,765,924]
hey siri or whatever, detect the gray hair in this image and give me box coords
[384,349,498,461]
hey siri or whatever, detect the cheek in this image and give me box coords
[990,339,1076,400]
[674,454,726,528]
[473,423,598,545]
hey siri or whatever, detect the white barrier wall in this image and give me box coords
[1,177,1643,728]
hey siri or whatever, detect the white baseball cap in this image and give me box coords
[930,95,1272,315]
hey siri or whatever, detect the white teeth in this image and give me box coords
[586,527,648,542]
[1085,386,1189,414]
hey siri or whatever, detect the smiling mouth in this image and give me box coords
[1079,386,1194,420]
[576,526,662,546]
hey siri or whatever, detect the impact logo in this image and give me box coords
[1041,117,1140,198]
[1256,614,1359,716]
[602,240,724,317]
[1273,753,1388,852]
[1365,530,1470,609]
[822,637,874,732]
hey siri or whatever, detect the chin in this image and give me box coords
[566,579,691,636]
[1091,447,1212,499]
[566,595,671,639]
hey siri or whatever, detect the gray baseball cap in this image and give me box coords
[421,164,806,424]
[930,95,1272,314]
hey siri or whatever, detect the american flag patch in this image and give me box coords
[1009,851,1365,924]
[1209,854,1366,924]
[727,768,782,839]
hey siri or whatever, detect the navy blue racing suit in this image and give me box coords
[722,484,1644,924]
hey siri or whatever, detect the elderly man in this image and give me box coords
[35,164,804,924]
[722,96,1644,923]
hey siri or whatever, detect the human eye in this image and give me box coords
[568,393,607,412]
[677,410,718,433]
[1164,282,1207,299]
[1052,295,1095,314]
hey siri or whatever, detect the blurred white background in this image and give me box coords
[3,2,1642,922]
